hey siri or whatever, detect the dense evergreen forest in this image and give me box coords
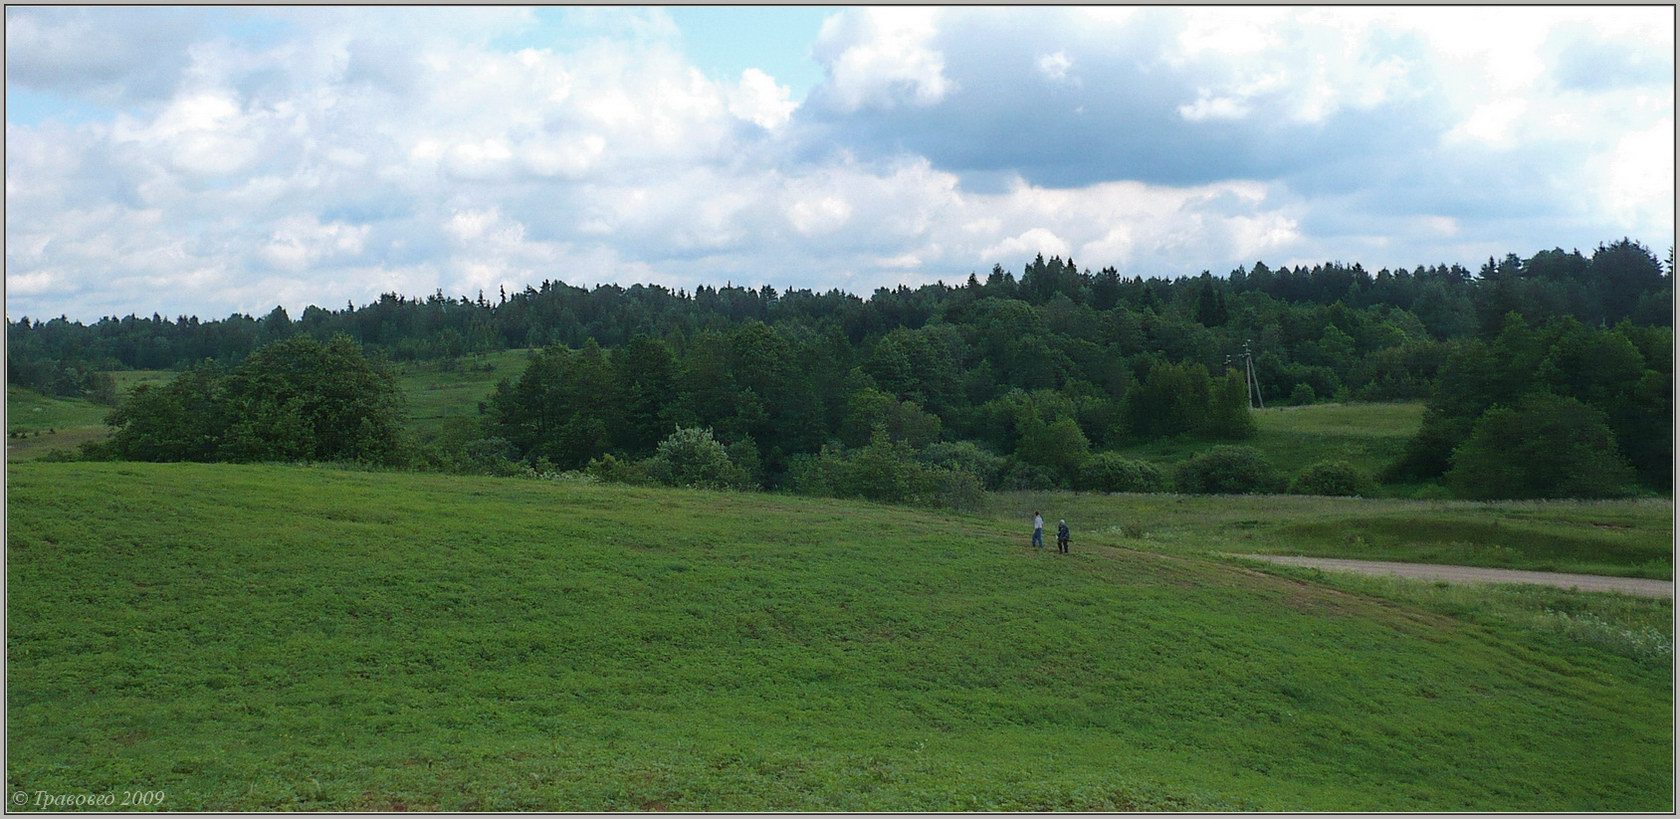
[9,238,1673,500]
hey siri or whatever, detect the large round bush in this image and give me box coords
[1174,446,1286,495]
[645,427,752,490]
[1446,393,1637,499]
[1291,460,1363,496]
[1077,452,1169,493]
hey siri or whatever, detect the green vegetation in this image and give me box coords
[1291,460,1364,497]
[1392,314,1671,493]
[1174,446,1287,495]
[986,491,1673,580]
[1108,402,1424,489]
[1076,453,1168,493]
[6,462,1670,811]
[1445,393,1639,499]
[98,335,405,464]
[6,387,114,461]
[107,370,176,395]
[13,239,1672,500]
[391,349,533,438]
[6,385,109,432]
[8,373,174,461]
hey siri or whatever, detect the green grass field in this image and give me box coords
[5,387,116,461]
[990,491,1674,580]
[6,462,1672,811]
[7,373,175,461]
[390,349,534,438]
[1109,401,1425,492]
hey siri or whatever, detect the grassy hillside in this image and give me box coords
[7,372,175,461]
[990,491,1674,580]
[391,349,534,437]
[5,387,114,461]
[1108,401,1426,488]
[7,462,1671,811]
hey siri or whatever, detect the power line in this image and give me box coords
[1226,340,1264,409]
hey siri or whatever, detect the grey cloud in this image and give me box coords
[5,8,1672,322]
[796,10,1329,188]
[5,7,207,103]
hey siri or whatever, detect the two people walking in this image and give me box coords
[1032,511,1070,554]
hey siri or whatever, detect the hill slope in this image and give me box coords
[1108,401,1426,488]
[6,463,1672,811]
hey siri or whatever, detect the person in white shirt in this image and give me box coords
[1032,511,1044,549]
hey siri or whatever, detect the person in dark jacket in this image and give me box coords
[1056,519,1070,553]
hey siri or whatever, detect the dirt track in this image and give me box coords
[1234,554,1674,599]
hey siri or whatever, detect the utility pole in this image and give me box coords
[1228,340,1264,409]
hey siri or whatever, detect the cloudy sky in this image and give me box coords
[6,6,1674,321]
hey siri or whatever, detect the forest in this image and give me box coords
[9,237,1672,502]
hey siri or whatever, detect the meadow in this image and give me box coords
[1108,401,1426,494]
[5,461,1672,811]
[991,491,1674,579]
[4,371,172,461]
[5,386,114,461]
[388,349,535,438]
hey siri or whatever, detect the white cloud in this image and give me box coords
[787,195,853,236]
[3,7,1672,321]
[1227,213,1302,260]
[1179,92,1251,122]
[728,68,796,130]
[1418,216,1460,237]
[981,229,1070,263]
[1599,118,1676,231]
[111,90,265,177]
[7,272,57,297]
[1444,99,1528,148]
[813,8,952,111]
[1036,51,1073,83]
[521,133,607,178]
[260,215,369,271]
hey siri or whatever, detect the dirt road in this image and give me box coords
[1234,554,1673,599]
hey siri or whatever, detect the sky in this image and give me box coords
[5,6,1674,322]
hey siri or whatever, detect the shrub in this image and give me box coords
[1289,383,1316,405]
[645,427,753,490]
[918,440,1008,489]
[999,460,1059,491]
[1015,414,1090,484]
[107,335,405,465]
[784,449,842,497]
[585,453,653,486]
[1077,452,1169,493]
[931,467,986,512]
[1291,460,1363,496]
[724,437,764,488]
[1175,446,1286,495]
[840,428,927,503]
[1445,392,1638,499]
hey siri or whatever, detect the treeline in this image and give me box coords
[31,237,1675,499]
[1390,314,1671,495]
[466,332,1256,491]
[12,238,1668,390]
